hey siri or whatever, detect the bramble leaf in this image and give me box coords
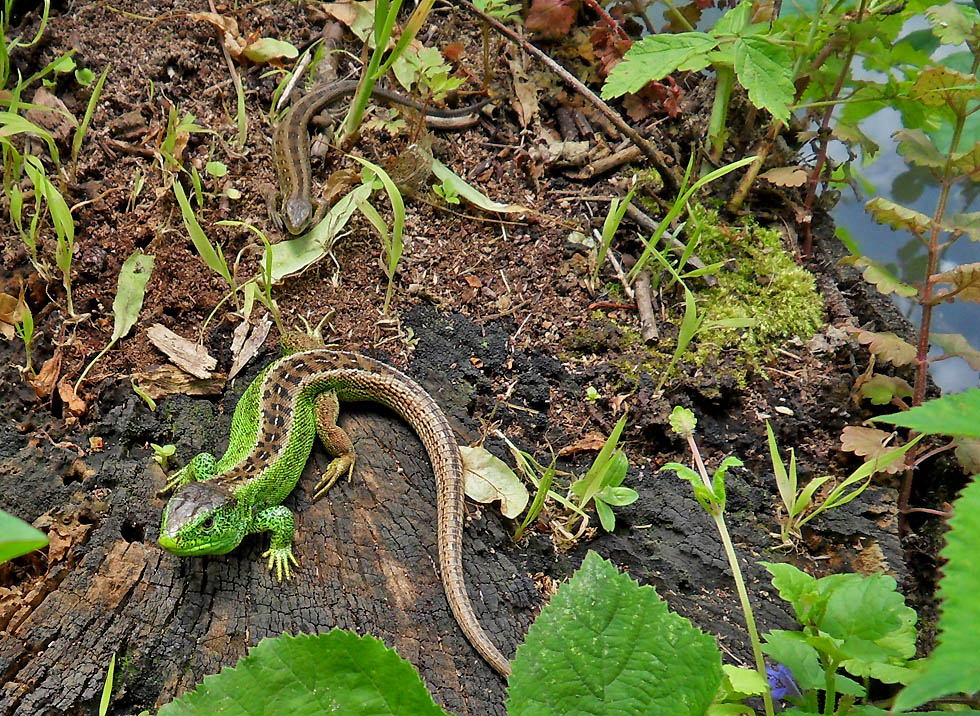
[508,551,723,716]
[601,34,716,98]
[845,327,917,366]
[932,333,980,370]
[866,197,933,237]
[840,427,907,474]
[951,142,980,182]
[913,66,980,115]
[857,373,913,405]
[930,262,980,302]
[842,255,918,298]
[946,211,980,241]
[870,389,980,439]
[893,128,945,169]
[158,631,448,716]
[894,477,980,710]
[733,36,794,122]
[759,166,808,187]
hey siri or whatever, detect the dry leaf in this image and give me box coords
[147,323,218,379]
[131,364,226,400]
[526,0,577,39]
[845,326,917,366]
[460,445,529,518]
[27,88,77,141]
[840,426,906,474]
[29,350,62,399]
[760,166,809,187]
[0,288,27,340]
[187,12,246,59]
[559,432,608,456]
[58,379,86,416]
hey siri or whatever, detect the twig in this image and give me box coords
[635,270,660,342]
[606,250,635,301]
[624,204,717,286]
[453,0,679,194]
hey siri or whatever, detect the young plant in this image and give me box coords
[766,421,923,547]
[70,64,109,179]
[22,156,75,316]
[338,0,435,145]
[75,250,155,389]
[566,412,637,533]
[173,181,234,291]
[662,406,776,716]
[14,299,33,375]
[350,156,405,315]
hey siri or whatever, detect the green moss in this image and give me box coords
[690,206,824,369]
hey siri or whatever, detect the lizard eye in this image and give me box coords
[202,516,215,530]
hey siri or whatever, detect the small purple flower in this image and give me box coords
[767,663,802,701]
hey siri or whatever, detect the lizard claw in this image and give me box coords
[262,546,298,582]
[313,454,355,500]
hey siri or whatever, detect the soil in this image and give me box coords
[0,2,967,715]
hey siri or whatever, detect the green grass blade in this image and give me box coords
[72,64,109,172]
[173,181,232,286]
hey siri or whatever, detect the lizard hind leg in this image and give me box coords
[312,390,356,500]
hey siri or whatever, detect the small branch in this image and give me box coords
[624,204,717,286]
[454,0,679,194]
[635,270,660,342]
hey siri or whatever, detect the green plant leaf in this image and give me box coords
[507,551,722,716]
[732,36,794,122]
[159,631,448,716]
[894,477,980,710]
[932,333,980,370]
[866,197,934,237]
[459,445,529,518]
[601,33,716,98]
[925,2,980,45]
[110,251,154,342]
[669,405,696,435]
[819,573,917,657]
[761,630,824,690]
[870,389,980,439]
[761,562,820,624]
[721,664,768,696]
[173,181,231,285]
[893,128,945,169]
[430,159,528,213]
[242,37,299,64]
[0,508,48,563]
[857,373,914,405]
[99,654,115,716]
[845,327,917,366]
[841,255,918,298]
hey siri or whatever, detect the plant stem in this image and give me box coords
[822,658,838,715]
[686,432,776,716]
[708,66,734,162]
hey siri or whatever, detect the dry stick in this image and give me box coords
[208,0,245,136]
[634,270,660,341]
[454,0,679,194]
[624,204,718,287]
[581,0,630,41]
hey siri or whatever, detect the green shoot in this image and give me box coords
[23,156,74,315]
[14,299,33,375]
[592,186,636,288]
[173,181,234,289]
[98,653,115,716]
[131,377,157,411]
[350,156,404,315]
[512,455,555,542]
[567,413,636,533]
[71,64,109,179]
[150,443,176,470]
[431,179,460,205]
[76,251,155,389]
[662,406,775,716]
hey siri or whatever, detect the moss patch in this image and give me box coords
[691,206,825,370]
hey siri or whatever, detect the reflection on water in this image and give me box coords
[830,110,980,394]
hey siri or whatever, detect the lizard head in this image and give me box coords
[282,196,313,235]
[159,481,245,556]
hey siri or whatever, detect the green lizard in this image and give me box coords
[157,334,512,676]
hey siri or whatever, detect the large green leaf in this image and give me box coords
[0,508,48,563]
[732,36,794,122]
[602,34,716,98]
[158,631,449,716]
[870,389,980,438]
[894,477,980,710]
[507,551,722,716]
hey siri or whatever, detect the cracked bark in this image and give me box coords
[0,403,528,716]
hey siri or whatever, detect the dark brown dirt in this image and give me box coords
[0,1,965,714]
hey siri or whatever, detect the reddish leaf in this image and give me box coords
[590,23,632,78]
[526,0,577,39]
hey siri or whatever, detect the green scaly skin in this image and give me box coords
[157,335,514,676]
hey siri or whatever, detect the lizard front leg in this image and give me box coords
[162,452,218,493]
[312,391,355,500]
[249,505,298,581]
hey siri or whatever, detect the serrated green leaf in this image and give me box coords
[0,508,48,563]
[159,631,448,716]
[931,262,980,302]
[858,373,914,405]
[721,664,768,696]
[761,630,824,690]
[925,2,980,45]
[866,197,934,237]
[733,36,794,122]
[713,1,753,35]
[669,406,697,435]
[820,573,917,652]
[946,211,980,241]
[871,389,980,438]
[894,477,980,710]
[842,255,918,298]
[601,34,717,98]
[507,552,722,716]
[913,66,980,115]
[893,128,945,169]
[761,562,821,625]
